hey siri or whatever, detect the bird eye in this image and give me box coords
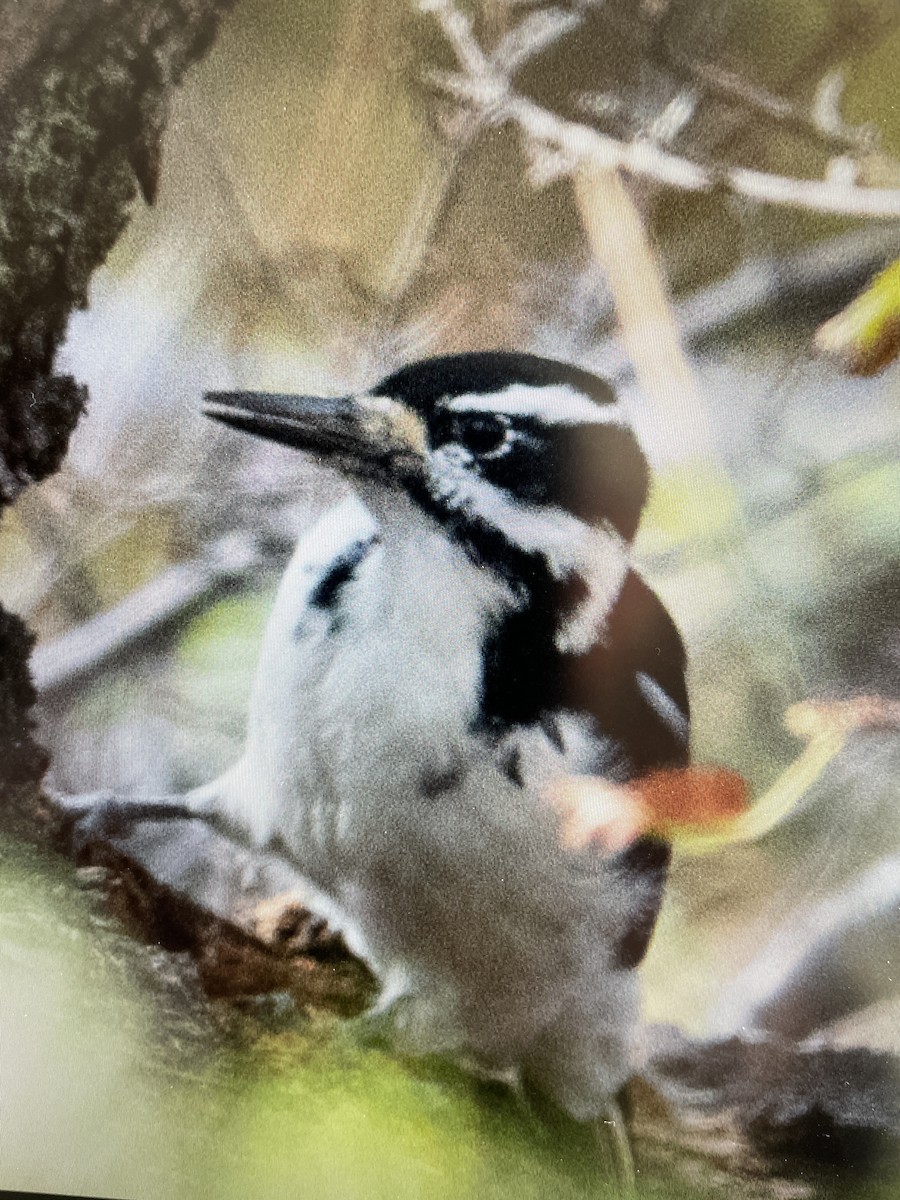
[454,413,510,458]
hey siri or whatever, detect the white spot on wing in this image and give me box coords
[635,671,689,742]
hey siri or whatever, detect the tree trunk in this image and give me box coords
[0,0,235,831]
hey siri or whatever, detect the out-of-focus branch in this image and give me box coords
[673,60,873,157]
[637,42,878,159]
[31,534,260,694]
[420,0,900,219]
[574,166,710,450]
[676,696,900,856]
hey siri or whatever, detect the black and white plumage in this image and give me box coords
[190,351,689,1120]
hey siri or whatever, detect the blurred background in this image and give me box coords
[1,1,898,1196]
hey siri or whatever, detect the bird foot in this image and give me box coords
[46,789,198,859]
[248,891,338,956]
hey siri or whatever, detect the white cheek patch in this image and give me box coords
[428,449,629,655]
[447,383,621,426]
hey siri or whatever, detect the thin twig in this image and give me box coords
[421,0,900,219]
[664,56,876,158]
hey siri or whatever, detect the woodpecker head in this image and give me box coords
[205,353,649,631]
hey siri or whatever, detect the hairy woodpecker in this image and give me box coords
[190,351,690,1121]
[70,351,689,1154]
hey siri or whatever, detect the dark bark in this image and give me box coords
[0,0,235,818]
[49,799,378,1015]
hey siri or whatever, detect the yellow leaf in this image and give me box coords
[816,257,900,376]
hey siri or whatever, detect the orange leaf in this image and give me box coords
[634,766,749,832]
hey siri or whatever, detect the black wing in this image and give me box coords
[565,570,689,967]
[563,569,689,776]
[479,567,689,969]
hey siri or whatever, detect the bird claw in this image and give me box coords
[46,789,116,856]
[47,790,194,860]
[68,794,138,858]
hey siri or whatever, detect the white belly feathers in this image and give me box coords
[189,494,644,1116]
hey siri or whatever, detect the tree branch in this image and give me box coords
[420,0,900,219]
[30,533,260,694]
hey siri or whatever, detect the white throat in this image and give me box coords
[423,451,630,654]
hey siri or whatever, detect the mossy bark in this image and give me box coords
[0,0,235,826]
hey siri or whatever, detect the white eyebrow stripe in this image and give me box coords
[446,382,622,425]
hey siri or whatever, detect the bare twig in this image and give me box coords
[491,6,582,75]
[666,57,876,159]
[591,0,890,160]
[420,0,900,219]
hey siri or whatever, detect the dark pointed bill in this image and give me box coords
[203,390,426,481]
[203,391,362,452]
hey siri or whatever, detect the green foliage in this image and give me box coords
[0,836,188,1198]
[177,590,275,673]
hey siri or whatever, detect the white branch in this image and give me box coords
[421,0,900,220]
[727,164,899,218]
[418,0,493,79]
[505,93,712,188]
[493,7,583,75]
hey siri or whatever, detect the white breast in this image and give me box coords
[196,493,513,876]
[192,491,646,1117]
